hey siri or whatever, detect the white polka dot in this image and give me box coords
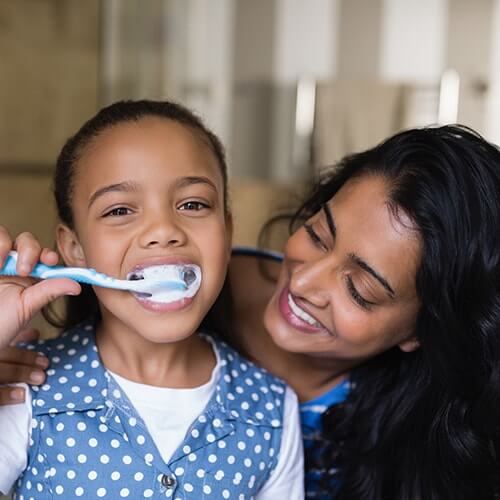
[144,453,153,464]
[88,438,98,447]
[237,441,246,450]
[97,487,107,497]
[203,485,212,494]
[99,424,108,433]
[244,458,252,467]
[182,445,191,454]
[54,393,63,401]
[241,401,250,410]
[84,395,93,403]
[134,472,144,481]
[208,454,217,463]
[188,453,197,462]
[129,417,137,426]
[113,389,121,398]
[222,490,230,499]
[246,428,255,437]
[67,470,76,479]
[191,428,200,438]
[111,471,121,480]
[137,435,145,445]
[75,486,85,496]
[227,455,236,464]
[198,415,207,423]
[100,454,110,464]
[46,437,54,446]
[56,423,65,432]
[143,489,154,498]
[58,376,68,384]
[184,483,194,492]
[196,468,205,478]
[120,488,130,497]
[88,378,97,387]
[123,455,132,465]
[218,440,227,449]
[91,360,100,368]
[215,470,225,480]
[77,422,86,431]
[254,444,262,453]
[206,433,216,442]
[88,470,97,480]
[55,485,64,495]
[111,439,120,448]
[57,454,65,463]
[77,454,87,464]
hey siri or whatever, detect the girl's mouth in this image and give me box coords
[278,286,329,334]
[126,262,202,309]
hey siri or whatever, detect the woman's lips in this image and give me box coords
[278,286,327,333]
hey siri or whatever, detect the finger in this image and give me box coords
[12,327,41,344]
[0,346,48,368]
[21,278,81,321]
[0,386,26,405]
[0,362,46,385]
[14,232,42,276]
[40,247,60,266]
[0,225,13,267]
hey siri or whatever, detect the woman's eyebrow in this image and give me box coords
[349,253,395,298]
[88,181,139,208]
[322,203,336,237]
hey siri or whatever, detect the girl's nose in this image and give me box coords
[289,257,334,308]
[138,213,187,249]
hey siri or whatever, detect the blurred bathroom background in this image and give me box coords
[0,0,498,343]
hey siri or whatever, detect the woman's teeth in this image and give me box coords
[287,293,322,328]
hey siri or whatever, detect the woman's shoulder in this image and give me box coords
[229,246,282,312]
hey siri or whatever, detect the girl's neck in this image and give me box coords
[95,314,216,389]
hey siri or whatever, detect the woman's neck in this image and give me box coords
[94,313,216,389]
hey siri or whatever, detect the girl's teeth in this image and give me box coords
[287,294,321,327]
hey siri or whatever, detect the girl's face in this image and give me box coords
[58,117,232,343]
[264,174,422,363]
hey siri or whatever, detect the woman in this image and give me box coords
[1,124,499,499]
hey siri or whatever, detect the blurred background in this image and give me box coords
[1,0,499,251]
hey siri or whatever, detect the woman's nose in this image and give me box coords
[138,212,187,249]
[289,257,333,308]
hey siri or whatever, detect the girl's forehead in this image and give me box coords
[73,118,224,190]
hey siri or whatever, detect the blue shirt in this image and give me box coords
[14,323,288,499]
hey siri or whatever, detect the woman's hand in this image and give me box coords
[0,228,81,350]
[0,328,48,404]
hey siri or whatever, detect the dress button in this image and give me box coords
[161,474,176,489]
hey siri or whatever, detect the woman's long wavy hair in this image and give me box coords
[45,99,232,339]
[290,125,500,499]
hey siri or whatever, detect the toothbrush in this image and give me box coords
[0,251,188,296]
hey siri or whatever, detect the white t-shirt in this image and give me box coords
[0,357,304,498]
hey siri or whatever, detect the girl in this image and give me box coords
[0,100,304,499]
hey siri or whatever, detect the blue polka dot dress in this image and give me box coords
[14,323,287,499]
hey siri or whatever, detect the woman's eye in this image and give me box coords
[304,223,328,251]
[179,201,209,211]
[345,276,375,310]
[103,207,132,217]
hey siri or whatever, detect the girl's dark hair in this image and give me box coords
[46,99,230,336]
[292,125,500,499]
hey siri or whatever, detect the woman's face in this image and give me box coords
[264,174,422,363]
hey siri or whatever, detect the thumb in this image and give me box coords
[21,278,81,319]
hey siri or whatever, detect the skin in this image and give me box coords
[0,116,233,395]
[0,174,421,404]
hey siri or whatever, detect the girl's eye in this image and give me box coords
[178,201,209,211]
[304,223,328,251]
[103,207,132,217]
[345,276,375,311]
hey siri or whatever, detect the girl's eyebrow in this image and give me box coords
[88,181,139,208]
[322,203,395,298]
[176,176,218,192]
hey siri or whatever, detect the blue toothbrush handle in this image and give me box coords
[0,251,66,279]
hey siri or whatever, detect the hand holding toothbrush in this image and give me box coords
[0,229,80,350]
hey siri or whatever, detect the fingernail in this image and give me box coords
[35,356,49,368]
[18,263,30,275]
[30,371,45,384]
[10,388,24,402]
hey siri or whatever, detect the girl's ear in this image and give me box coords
[56,224,86,267]
[398,335,420,353]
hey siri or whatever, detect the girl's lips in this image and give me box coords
[278,285,329,334]
[133,294,194,313]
